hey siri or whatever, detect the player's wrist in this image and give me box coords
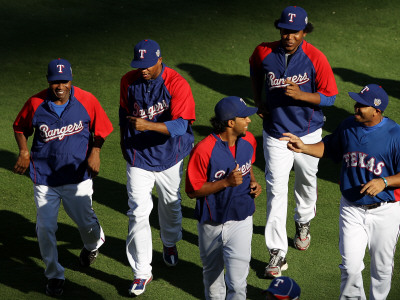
[381,177,388,188]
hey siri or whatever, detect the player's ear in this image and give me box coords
[227,119,235,128]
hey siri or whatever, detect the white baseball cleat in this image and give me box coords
[128,276,153,296]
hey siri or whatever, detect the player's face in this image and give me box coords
[140,57,163,80]
[280,28,307,54]
[232,116,251,138]
[48,80,72,103]
[354,102,378,126]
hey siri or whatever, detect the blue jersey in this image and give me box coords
[249,40,338,138]
[323,117,400,205]
[13,86,113,186]
[185,132,257,224]
[120,64,196,171]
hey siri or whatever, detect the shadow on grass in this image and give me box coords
[178,63,254,106]
[333,67,400,99]
[0,210,105,298]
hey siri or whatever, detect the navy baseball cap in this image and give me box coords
[277,6,308,31]
[262,276,301,300]
[214,96,258,121]
[131,39,162,69]
[47,58,72,82]
[348,84,389,111]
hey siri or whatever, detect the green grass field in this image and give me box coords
[1,0,400,299]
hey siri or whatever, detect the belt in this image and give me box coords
[360,201,395,210]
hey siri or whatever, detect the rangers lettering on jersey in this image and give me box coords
[343,151,385,175]
[212,160,252,181]
[39,121,84,142]
[268,72,310,89]
[132,100,168,120]
[239,160,252,176]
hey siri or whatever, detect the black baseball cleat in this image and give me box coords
[79,247,99,267]
[46,278,65,297]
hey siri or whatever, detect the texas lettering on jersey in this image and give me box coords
[132,100,168,120]
[39,121,84,142]
[212,159,252,181]
[343,151,385,176]
[267,71,310,90]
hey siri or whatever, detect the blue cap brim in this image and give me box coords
[348,92,371,107]
[47,75,72,82]
[130,58,159,69]
[237,107,258,118]
[277,22,306,31]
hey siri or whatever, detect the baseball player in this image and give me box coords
[13,58,113,296]
[119,39,196,296]
[280,84,400,299]
[262,276,301,300]
[185,96,262,300]
[249,6,338,277]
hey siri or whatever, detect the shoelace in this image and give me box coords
[132,279,145,287]
[299,225,309,239]
[165,247,177,256]
[269,254,281,267]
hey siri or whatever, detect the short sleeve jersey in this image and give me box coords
[186,132,257,224]
[120,64,196,171]
[249,40,338,138]
[323,117,400,205]
[13,86,113,186]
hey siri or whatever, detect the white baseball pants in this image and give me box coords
[34,179,105,280]
[263,129,321,255]
[339,197,400,300]
[197,216,253,300]
[126,161,183,279]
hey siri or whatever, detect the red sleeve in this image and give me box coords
[302,41,338,97]
[74,87,113,139]
[242,131,257,163]
[120,70,141,114]
[163,68,196,124]
[13,90,46,136]
[185,135,215,193]
[249,42,277,73]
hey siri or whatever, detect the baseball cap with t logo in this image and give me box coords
[130,39,161,69]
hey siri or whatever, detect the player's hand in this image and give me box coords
[250,181,262,198]
[87,148,101,178]
[127,116,150,132]
[360,178,386,197]
[284,79,304,100]
[279,133,305,153]
[226,164,243,187]
[13,150,30,174]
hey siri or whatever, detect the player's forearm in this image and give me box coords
[382,173,400,188]
[296,91,321,105]
[301,141,325,158]
[187,180,230,199]
[14,132,29,154]
[145,122,170,135]
[92,136,105,149]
